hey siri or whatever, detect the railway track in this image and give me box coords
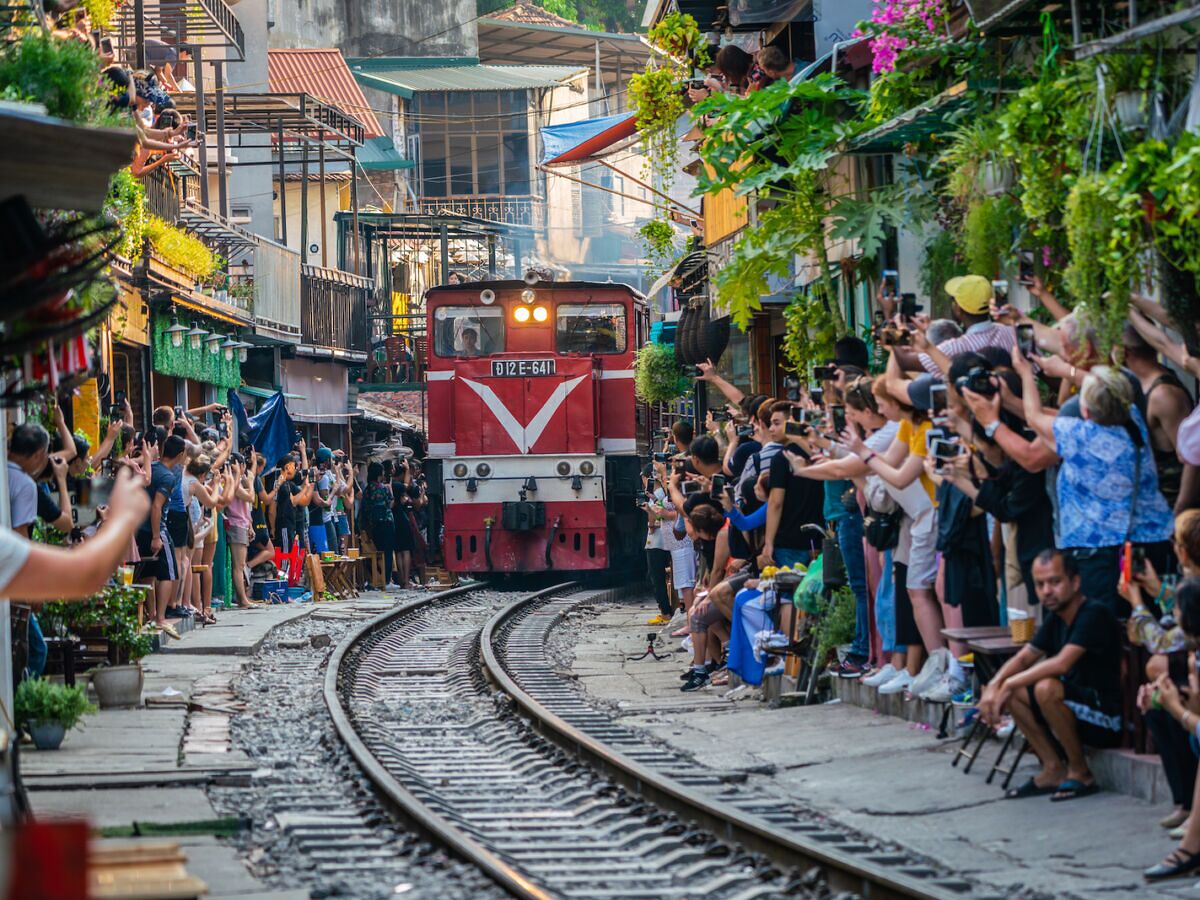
[325,582,984,899]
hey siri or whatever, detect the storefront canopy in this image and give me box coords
[540,112,638,167]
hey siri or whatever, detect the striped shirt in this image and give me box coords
[919,322,1016,375]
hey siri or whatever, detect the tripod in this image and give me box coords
[627,630,671,662]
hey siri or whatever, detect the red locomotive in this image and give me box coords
[424,278,650,574]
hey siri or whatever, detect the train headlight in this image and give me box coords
[514,306,531,323]
[475,463,491,478]
[520,288,536,304]
[555,461,571,476]
[452,463,468,477]
[532,306,548,323]
[579,460,595,476]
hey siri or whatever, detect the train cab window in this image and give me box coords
[555,303,626,355]
[432,306,505,357]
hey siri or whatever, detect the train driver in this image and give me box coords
[460,327,481,357]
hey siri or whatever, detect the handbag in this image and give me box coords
[863,504,902,550]
[821,535,847,589]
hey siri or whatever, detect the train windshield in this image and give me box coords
[555,304,626,355]
[432,306,505,357]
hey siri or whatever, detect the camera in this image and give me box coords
[712,410,730,423]
[880,326,911,347]
[812,365,837,382]
[685,78,707,91]
[954,366,997,397]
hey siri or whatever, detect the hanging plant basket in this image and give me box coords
[635,342,692,405]
[1114,91,1148,130]
[978,160,1014,197]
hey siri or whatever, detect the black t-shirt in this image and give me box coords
[729,440,761,479]
[37,484,63,525]
[767,450,825,551]
[1030,600,1122,707]
[275,480,299,533]
[138,461,176,537]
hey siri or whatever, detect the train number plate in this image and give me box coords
[491,359,556,377]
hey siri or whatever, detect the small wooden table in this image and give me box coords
[320,558,360,600]
[952,634,1030,786]
[941,625,1009,644]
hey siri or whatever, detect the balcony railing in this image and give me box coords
[301,265,372,354]
[142,154,202,226]
[414,195,543,229]
[253,239,301,339]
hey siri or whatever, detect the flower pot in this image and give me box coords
[91,664,144,709]
[29,720,66,750]
[1114,91,1147,130]
[978,160,1013,196]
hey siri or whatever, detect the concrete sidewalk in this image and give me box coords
[23,596,394,900]
[569,602,1200,899]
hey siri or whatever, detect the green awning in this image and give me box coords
[849,86,971,155]
[349,57,585,98]
[357,135,413,171]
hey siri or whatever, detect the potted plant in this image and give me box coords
[15,678,96,750]
[634,341,692,405]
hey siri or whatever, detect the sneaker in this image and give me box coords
[838,658,868,679]
[680,668,710,692]
[680,635,694,654]
[647,613,672,626]
[862,664,898,687]
[668,608,687,629]
[909,648,951,697]
[680,661,718,681]
[995,717,1015,738]
[877,669,914,695]
[951,687,974,704]
[919,672,968,703]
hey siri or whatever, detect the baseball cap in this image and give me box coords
[315,447,333,464]
[945,275,993,315]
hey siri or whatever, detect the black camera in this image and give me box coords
[954,366,997,397]
[812,365,837,381]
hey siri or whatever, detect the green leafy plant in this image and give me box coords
[634,341,691,405]
[83,0,117,29]
[781,292,838,375]
[963,195,1018,278]
[41,584,155,664]
[1149,133,1200,284]
[0,29,116,124]
[107,169,148,262]
[919,228,963,317]
[15,678,96,731]
[647,11,706,62]
[146,216,219,281]
[639,218,678,271]
[813,586,857,665]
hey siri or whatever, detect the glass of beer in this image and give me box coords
[119,565,134,586]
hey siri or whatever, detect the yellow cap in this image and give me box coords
[944,275,993,315]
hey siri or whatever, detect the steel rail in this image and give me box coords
[480,591,966,900]
[324,581,572,900]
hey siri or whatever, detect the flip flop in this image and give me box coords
[1004,777,1057,799]
[1050,779,1101,802]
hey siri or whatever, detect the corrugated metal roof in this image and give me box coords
[348,58,586,97]
[268,49,384,138]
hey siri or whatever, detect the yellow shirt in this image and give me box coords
[897,418,937,503]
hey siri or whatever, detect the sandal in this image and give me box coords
[1004,777,1057,800]
[1050,779,1100,802]
[1145,847,1200,881]
[710,671,730,686]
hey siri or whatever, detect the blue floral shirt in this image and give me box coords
[1052,409,1174,549]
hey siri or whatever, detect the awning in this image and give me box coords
[849,83,971,155]
[357,135,414,171]
[540,112,638,166]
[268,48,385,138]
[349,57,585,99]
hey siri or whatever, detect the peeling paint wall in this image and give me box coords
[267,0,478,58]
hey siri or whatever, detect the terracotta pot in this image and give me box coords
[91,664,144,710]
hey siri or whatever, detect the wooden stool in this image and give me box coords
[987,730,1030,789]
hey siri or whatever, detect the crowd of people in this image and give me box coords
[643,275,1200,881]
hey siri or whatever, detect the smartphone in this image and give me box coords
[186,123,197,141]
[710,474,725,495]
[790,405,806,422]
[174,406,183,419]
[1018,251,1035,285]
[930,438,962,461]
[900,293,921,319]
[810,386,824,405]
[812,365,838,382]
[785,420,810,437]
[1017,323,1036,357]
[882,269,899,297]
[929,383,948,416]
[830,405,847,435]
[1131,544,1148,577]
[100,36,114,56]
[993,280,1010,307]
[652,451,671,462]
[682,480,702,495]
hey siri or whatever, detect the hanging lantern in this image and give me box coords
[165,316,189,349]
[205,332,224,355]
[221,335,238,361]
[235,341,252,363]
[186,325,209,350]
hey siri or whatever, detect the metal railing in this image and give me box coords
[254,239,302,337]
[301,265,372,352]
[414,195,543,229]
[142,165,180,224]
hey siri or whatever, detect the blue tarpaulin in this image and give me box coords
[540,112,637,166]
[228,389,297,471]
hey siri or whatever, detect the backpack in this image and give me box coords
[365,483,394,527]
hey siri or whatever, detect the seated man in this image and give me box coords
[979,549,1123,801]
